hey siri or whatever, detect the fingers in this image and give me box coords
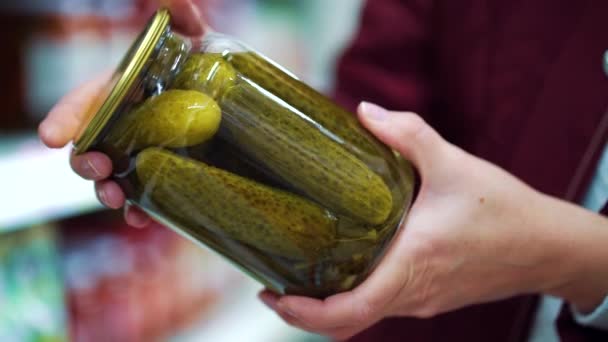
[94,184,151,228]
[259,291,304,326]
[259,290,280,310]
[72,151,150,227]
[357,102,447,176]
[259,291,352,338]
[259,290,374,340]
[70,152,113,181]
[125,204,153,228]
[39,72,112,149]
[95,180,125,209]
[163,0,206,36]
[274,270,402,330]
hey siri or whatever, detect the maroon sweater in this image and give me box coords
[333,0,608,340]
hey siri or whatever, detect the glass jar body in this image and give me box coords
[87,28,414,298]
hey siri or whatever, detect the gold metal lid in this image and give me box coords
[74,9,171,154]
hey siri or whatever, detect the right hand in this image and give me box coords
[38,0,207,227]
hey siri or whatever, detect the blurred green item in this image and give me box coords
[0,225,68,342]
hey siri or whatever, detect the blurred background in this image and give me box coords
[0,0,364,341]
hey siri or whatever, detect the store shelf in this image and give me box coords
[0,134,102,234]
[173,279,328,342]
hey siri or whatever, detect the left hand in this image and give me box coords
[258,102,574,340]
[38,0,207,227]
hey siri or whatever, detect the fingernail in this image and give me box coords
[82,158,101,179]
[360,102,388,121]
[277,301,298,319]
[97,188,107,206]
[260,295,277,310]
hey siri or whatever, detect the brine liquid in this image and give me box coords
[97,49,414,298]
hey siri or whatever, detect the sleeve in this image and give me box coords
[332,0,435,118]
[572,297,608,330]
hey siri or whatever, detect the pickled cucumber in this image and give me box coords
[108,89,221,152]
[226,52,384,157]
[187,138,289,190]
[136,147,338,260]
[173,53,237,99]
[219,82,394,225]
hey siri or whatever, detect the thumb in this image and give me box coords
[162,0,207,36]
[357,102,447,175]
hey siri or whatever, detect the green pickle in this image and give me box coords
[107,89,221,152]
[218,81,394,225]
[136,147,338,260]
[174,53,237,99]
[226,52,384,157]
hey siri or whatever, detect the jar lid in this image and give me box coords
[74,9,171,154]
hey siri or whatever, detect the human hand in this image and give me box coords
[38,0,207,227]
[258,102,581,340]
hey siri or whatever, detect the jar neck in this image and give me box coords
[142,30,192,95]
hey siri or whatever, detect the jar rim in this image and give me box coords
[74,9,171,154]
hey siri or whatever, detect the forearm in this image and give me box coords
[535,193,608,313]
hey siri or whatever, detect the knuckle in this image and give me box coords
[401,114,430,142]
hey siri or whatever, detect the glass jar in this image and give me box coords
[74,9,415,298]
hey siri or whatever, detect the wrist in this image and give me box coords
[535,195,608,313]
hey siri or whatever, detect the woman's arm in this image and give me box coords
[541,195,608,313]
